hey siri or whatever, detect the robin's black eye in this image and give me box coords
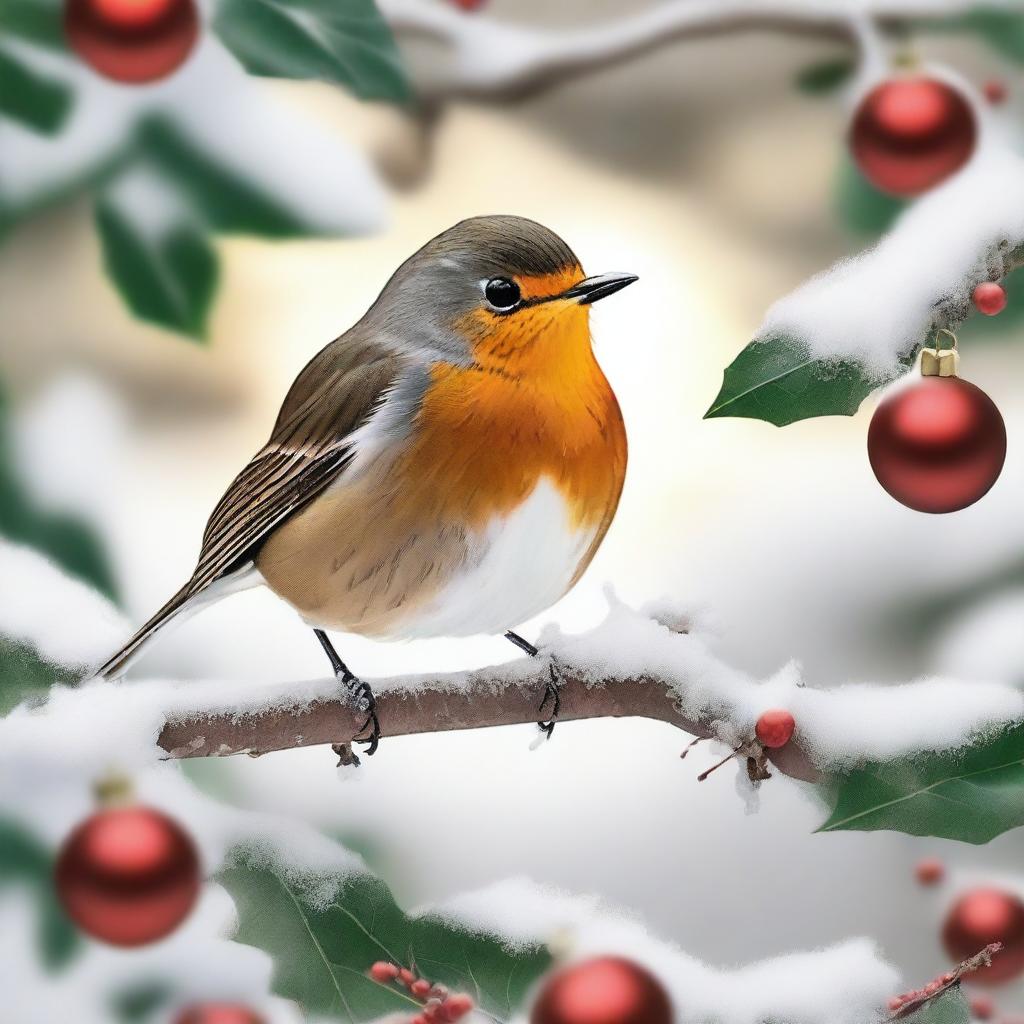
[484,277,521,311]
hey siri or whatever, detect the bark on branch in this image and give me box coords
[157,660,821,782]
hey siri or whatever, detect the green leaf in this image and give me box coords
[0,818,80,969]
[0,380,117,600]
[95,176,219,341]
[819,723,1024,844]
[953,9,1024,63]
[835,158,906,237]
[0,0,66,49]
[0,636,76,715]
[219,857,551,1023]
[704,333,911,426]
[214,0,410,102]
[137,117,318,238]
[795,58,855,95]
[0,45,72,133]
[904,989,971,1024]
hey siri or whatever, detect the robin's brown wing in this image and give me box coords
[95,338,406,679]
[188,344,406,595]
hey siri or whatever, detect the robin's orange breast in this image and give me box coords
[257,303,626,638]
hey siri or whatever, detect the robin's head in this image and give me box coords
[369,215,636,375]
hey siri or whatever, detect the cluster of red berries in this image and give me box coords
[368,961,475,1023]
[887,969,958,1013]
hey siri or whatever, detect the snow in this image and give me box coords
[430,877,898,1024]
[759,142,1024,378]
[0,36,387,236]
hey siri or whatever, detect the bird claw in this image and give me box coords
[536,662,562,740]
[336,672,382,760]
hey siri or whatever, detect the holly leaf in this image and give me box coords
[704,333,910,426]
[835,157,906,237]
[0,818,80,970]
[0,636,76,715]
[214,0,410,102]
[94,171,219,341]
[818,723,1024,844]
[0,45,72,133]
[219,857,551,1023]
[902,989,971,1024]
[0,0,66,49]
[795,58,855,95]
[0,378,117,600]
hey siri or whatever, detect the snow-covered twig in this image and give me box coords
[380,0,981,101]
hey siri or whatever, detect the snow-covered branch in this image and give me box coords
[380,0,981,101]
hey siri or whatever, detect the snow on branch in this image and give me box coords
[4,541,1023,786]
[380,0,983,101]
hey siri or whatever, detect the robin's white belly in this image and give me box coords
[383,478,596,640]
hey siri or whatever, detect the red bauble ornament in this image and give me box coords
[173,1006,265,1024]
[530,957,672,1024]
[55,804,201,946]
[755,709,795,749]
[868,343,1006,514]
[65,0,198,83]
[973,282,1008,317]
[943,889,1024,986]
[849,76,977,196]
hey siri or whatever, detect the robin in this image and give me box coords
[96,215,636,760]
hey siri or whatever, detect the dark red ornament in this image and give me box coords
[850,76,977,196]
[173,1006,265,1024]
[65,0,198,84]
[55,804,201,946]
[943,889,1024,986]
[868,344,1005,514]
[530,957,673,1024]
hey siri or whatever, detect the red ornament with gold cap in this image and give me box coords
[867,331,1006,513]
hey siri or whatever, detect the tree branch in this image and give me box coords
[157,659,821,781]
[380,0,978,102]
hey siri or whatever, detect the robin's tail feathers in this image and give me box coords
[93,584,196,681]
[93,563,264,681]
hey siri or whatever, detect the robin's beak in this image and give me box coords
[560,272,638,305]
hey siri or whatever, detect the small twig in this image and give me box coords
[889,944,1003,1020]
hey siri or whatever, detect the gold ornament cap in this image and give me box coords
[921,329,960,378]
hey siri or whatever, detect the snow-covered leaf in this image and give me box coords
[704,334,913,425]
[215,0,410,101]
[0,380,117,599]
[219,857,551,1023]
[795,58,855,96]
[819,723,1024,844]
[95,168,219,340]
[0,45,71,133]
[0,818,80,970]
[0,638,75,715]
[0,0,65,49]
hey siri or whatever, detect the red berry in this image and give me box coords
[755,709,795,749]
[369,962,399,983]
[850,76,976,196]
[973,282,1008,317]
[411,979,432,999]
[972,996,996,1020]
[916,859,945,886]
[55,805,201,947]
[530,957,672,1024]
[924,980,943,995]
[443,994,475,1022]
[943,889,1024,985]
[173,1006,265,1024]
[868,376,1006,514]
[398,968,416,987]
[64,0,199,83]
[889,996,905,1011]
[984,80,1007,106]
[452,0,485,9]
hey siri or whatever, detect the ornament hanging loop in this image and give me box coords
[921,329,960,377]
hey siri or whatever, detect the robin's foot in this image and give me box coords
[504,630,562,740]
[314,629,381,760]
